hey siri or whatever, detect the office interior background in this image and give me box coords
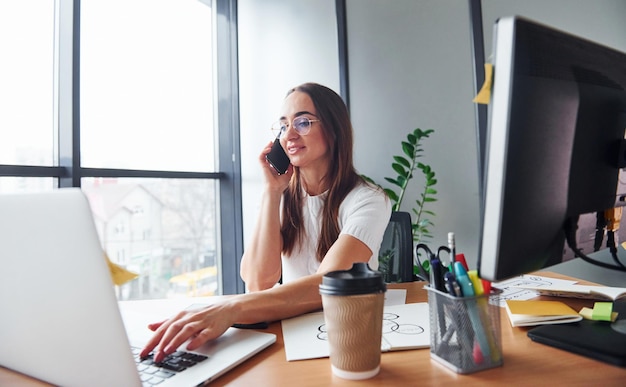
[2,0,626,300]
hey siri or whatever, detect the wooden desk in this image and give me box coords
[2,272,625,386]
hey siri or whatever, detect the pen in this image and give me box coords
[455,253,469,272]
[469,270,501,363]
[441,271,474,368]
[454,262,492,361]
[232,322,269,329]
[466,270,488,365]
[430,258,446,292]
[429,257,448,340]
[467,270,484,295]
[438,305,473,367]
[481,279,492,295]
[448,232,456,266]
[443,271,461,297]
[454,262,474,297]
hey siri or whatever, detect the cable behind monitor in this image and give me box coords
[564,215,626,272]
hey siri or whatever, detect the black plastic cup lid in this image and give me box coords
[319,262,387,296]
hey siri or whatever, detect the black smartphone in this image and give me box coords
[265,138,290,175]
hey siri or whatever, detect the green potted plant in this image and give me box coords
[363,128,438,281]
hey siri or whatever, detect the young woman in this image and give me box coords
[141,83,390,362]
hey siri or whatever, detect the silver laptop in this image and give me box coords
[0,189,275,387]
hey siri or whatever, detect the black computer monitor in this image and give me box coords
[478,16,626,281]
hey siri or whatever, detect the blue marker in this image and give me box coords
[454,262,474,297]
[443,271,461,297]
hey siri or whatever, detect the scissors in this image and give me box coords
[415,243,451,291]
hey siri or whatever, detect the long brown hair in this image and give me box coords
[281,83,362,261]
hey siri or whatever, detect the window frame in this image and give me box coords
[0,0,244,295]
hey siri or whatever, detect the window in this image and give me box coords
[0,0,243,299]
[80,0,215,172]
[0,0,55,169]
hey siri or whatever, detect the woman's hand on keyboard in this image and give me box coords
[140,299,236,363]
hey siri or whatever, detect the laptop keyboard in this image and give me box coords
[131,346,209,386]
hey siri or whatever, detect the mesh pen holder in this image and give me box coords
[426,286,503,374]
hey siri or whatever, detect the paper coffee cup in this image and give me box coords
[319,263,386,380]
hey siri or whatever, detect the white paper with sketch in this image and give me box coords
[490,274,578,307]
[281,302,430,361]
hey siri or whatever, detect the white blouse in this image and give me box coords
[281,181,391,283]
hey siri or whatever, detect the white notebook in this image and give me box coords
[281,302,430,361]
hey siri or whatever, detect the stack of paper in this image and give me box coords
[513,284,626,301]
[505,300,582,327]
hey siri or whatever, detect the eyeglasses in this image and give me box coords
[270,116,320,138]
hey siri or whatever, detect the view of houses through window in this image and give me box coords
[82,178,218,300]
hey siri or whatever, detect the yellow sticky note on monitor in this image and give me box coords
[105,253,139,286]
[473,63,493,104]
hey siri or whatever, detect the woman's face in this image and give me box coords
[279,91,331,173]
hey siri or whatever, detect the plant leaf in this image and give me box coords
[401,141,414,158]
[384,177,399,186]
[383,177,393,184]
[407,133,417,144]
[393,156,411,168]
[392,163,407,176]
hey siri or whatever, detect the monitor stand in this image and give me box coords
[612,300,626,335]
[612,319,626,335]
[548,249,626,288]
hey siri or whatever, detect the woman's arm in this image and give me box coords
[240,141,292,291]
[239,187,284,290]
[141,234,371,362]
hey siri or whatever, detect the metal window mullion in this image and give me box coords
[215,0,244,295]
[57,0,80,188]
[468,0,487,211]
[335,0,350,109]
[0,165,65,177]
